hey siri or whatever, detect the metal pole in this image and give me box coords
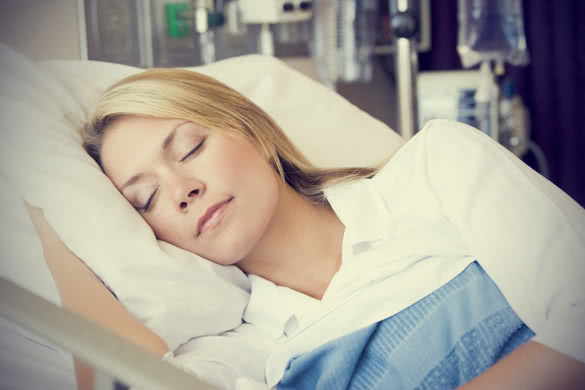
[389,0,419,140]
[137,0,154,68]
[76,0,88,60]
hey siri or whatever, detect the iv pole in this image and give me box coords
[389,0,419,140]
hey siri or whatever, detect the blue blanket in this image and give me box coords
[277,262,534,390]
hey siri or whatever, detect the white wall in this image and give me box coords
[0,0,82,61]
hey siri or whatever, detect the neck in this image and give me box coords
[238,181,344,300]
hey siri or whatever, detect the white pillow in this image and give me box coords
[0,43,403,351]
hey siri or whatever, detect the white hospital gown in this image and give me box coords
[243,119,585,387]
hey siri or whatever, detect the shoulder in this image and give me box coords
[366,121,453,215]
[373,119,497,180]
[368,119,498,213]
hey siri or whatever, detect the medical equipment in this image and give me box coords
[387,0,420,140]
[238,0,312,56]
[454,0,530,143]
[83,0,312,66]
[457,0,529,70]
[418,69,501,141]
[417,0,536,160]
[193,0,217,64]
[454,0,530,137]
[309,0,428,138]
[309,0,378,88]
[418,68,534,160]
[80,0,428,141]
[80,1,424,87]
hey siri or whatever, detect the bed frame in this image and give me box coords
[0,276,219,390]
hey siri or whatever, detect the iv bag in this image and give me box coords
[457,0,529,68]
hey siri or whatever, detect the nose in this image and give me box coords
[172,177,205,213]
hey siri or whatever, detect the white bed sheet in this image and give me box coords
[169,323,281,390]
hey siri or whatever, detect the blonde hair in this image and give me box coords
[83,68,381,205]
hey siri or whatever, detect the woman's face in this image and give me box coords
[100,117,280,265]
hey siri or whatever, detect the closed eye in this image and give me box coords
[179,139,205,163]
[139,186,159,213]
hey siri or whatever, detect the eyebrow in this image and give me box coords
[120,120,190,192]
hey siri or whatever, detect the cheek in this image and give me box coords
[203,167,280,265]
[235,170,280,249]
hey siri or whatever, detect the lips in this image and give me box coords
[197,197,233,237]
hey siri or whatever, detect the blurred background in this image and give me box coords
[0,0,583,207]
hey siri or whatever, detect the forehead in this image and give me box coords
[103,116,182,148]
[100,117,188,187]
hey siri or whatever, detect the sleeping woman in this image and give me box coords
[27,68,585,389]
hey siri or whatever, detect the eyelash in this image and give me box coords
[179,139,205,163]
[139,185,159,213]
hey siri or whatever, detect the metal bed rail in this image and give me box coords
[0,276,219,390]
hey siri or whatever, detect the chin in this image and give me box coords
[207,253,241,266]
[216,245,253,267]
[215,231,262,267]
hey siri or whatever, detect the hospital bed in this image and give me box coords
[0,42,403,389]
